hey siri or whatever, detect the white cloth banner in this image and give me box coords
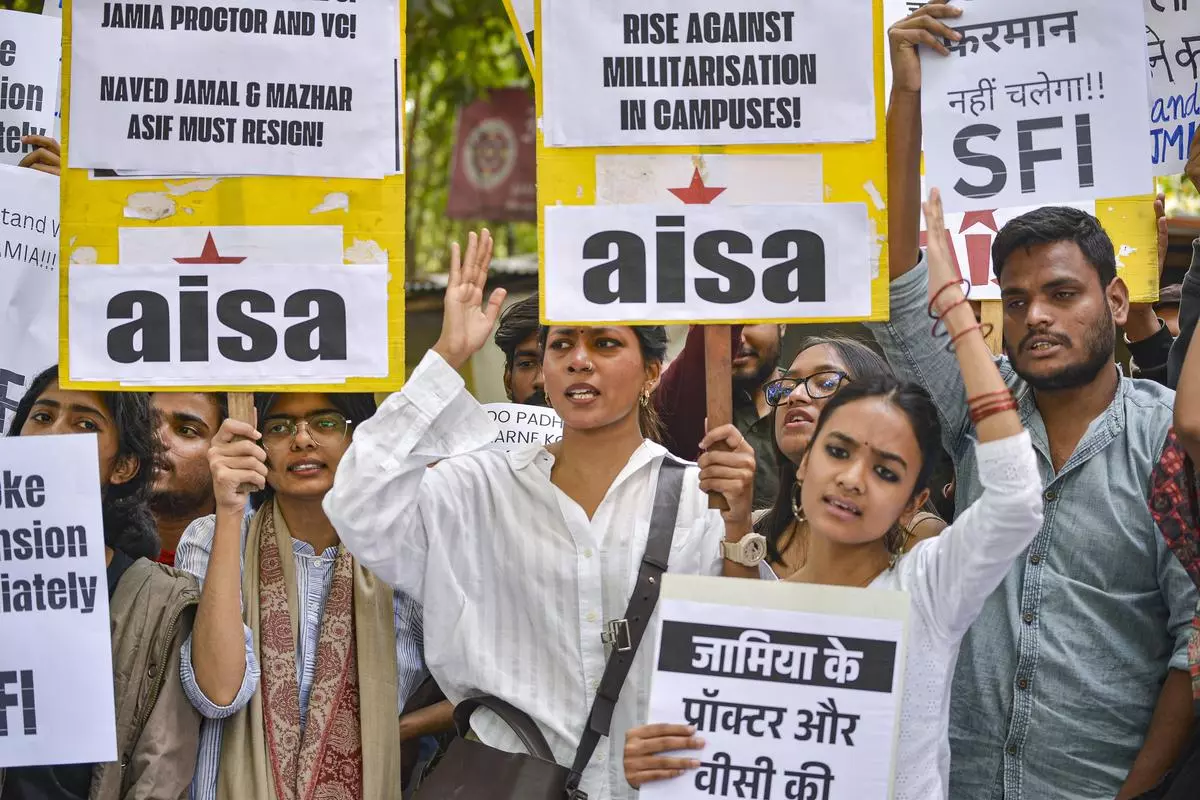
[642,575,907,800]
[67,262,389,385]
[922,0,1152,212]
[544,202,871,324]
[541,0,876,147]
[0,434,117,769]
[68,0,400,178]
[482,403,564,450]
[0,10,61,167]
[1146,0,1200,176]
[0,164,59,434]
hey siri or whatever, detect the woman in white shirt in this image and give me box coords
[624,190,1044,800]
[321,230,762,800]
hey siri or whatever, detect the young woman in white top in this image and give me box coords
[624,189,1045,800]
[320,231,763,800]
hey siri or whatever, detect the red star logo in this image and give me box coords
[173,233,247,264]
[668,168,726,205]
[959,210,999,234]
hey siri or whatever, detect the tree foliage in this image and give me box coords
[405,0,536,276]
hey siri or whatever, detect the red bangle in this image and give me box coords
[970,400,1019,425]
[931,295,974,338]
[927,278,971,320]
[967,388,1013,407]
[945,322,995,352]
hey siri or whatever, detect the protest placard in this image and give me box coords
[642,574,907,800]
[1146,0,1200,176]
[43,1,63,18]
[0,10,61,167]
[0,165,59,433]
[502,0,535,73]
[67,0,401,178]
[59,0,408,394]
[482,403,563,449]
[541,0,876,148]
[921,0,1152,213]
[537,1,891,327]
[0,434,116,769]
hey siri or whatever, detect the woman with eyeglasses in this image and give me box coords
[174,391,434,800]
[755,338,947,578]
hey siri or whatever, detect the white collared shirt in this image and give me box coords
[324,351,726,800]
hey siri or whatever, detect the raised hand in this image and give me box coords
[18,135,61,176]
[432,230,506,370]
[208,417,268,514]
[888,0,962,96]
[923,187,966,313]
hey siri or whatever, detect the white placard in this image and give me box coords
[642,575,906,800]
[42,1,63,18]
[482,403,563,450]
[68,0,400,178]
[0,434,117,768]
[118,225,344,264]
[541,0,876,148]
[508,0,535,66]
[544,203,871,324]
[922,0,1152,212]
[67,262,389,385]
[594,154,823,206]
[0,10,61,167]
[0,164,59,433]
[1146,0,1200,176]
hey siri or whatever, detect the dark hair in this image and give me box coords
[8,366,162,560]
[538,324,670,443]
[494,293,541,371]
[992,206,1117,288]
[798,375,942,555]
[248,392,379,510]
[757,337,892,563]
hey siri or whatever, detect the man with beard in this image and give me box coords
[875,4,1198,799]
[654,323,783,508]
[151,392,225,564]
[493,293,547,406]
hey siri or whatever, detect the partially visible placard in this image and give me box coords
[922,0,1152,212]
[1146,0,1200,177]
[502,0,535,73]
[641,574,907,800]
[0,434,117,769]
[541,0,876,148]
[483,403,563,449]
[68,0,400,178]
[0,10,61,167]
[0,165,59,432]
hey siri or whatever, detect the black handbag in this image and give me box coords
[414,460,686,800]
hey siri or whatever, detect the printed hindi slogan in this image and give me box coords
[921,0,1152,212]
[643,575,907,800]
[68,0,400,178]
[0,10,61,167]
[0,165,59,433]
[0,435,116,769]
[540,0,876,147]
[1146,0,1200,176]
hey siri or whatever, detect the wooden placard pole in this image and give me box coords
[227,392,258,493]
[980,301,1004,356]
[704,325,732,511]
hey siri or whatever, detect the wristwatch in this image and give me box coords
[721,533,767,567]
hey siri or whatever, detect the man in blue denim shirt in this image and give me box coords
[878,5,1199,798]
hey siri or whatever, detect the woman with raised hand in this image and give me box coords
[1,366,201,800]
[623,190,1044,800]
[755,337,946,578]
[322,230,760,800]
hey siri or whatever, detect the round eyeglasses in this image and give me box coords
[262,412,351,448]
[764,372,850,407]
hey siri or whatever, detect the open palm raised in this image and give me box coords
[432,229,508,370]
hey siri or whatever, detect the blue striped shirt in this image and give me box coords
[176,513,426,800]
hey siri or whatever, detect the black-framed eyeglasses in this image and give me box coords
[764,372,850,407]
[262,412,351,448]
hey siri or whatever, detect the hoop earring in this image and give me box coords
[791,481,807,525]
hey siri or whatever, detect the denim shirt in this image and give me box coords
[867,257,1198,800]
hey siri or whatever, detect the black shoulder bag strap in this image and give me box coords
[565,458,687,798]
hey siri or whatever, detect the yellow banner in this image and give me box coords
[58,0,407,393]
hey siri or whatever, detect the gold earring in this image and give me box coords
[640,388,651,407]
